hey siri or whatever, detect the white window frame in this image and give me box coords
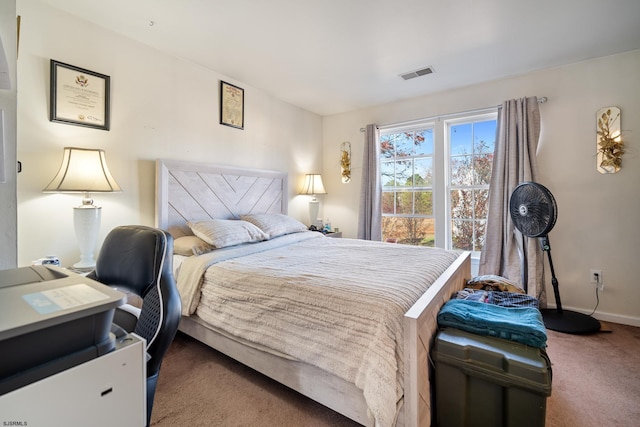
[379,110,498,254]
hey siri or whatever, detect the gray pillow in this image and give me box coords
[173,235,215,256]
[240,213,307,238]
[187,219,268,248]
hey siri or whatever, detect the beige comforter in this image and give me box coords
[176,232,459,427]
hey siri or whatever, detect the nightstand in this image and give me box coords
[324,232,342,238]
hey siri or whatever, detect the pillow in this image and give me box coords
[173,235,215,256]
[240,213,307,238]
[187,219,268,248]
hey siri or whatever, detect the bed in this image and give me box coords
[155,159,471,427]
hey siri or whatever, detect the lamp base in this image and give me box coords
[308,199,320,227]
[69,262,96,274]
[73,205,101,270]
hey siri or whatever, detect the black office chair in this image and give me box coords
[87,225,181,426]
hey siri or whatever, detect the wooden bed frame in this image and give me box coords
[155,159,470,427]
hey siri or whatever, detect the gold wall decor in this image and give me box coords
[340,141,351,183]
[596,106,624,174]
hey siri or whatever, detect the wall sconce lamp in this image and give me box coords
[299,174,326,226]
[43,147,121,271]
[596,107,624,174]
[340,141,351,183]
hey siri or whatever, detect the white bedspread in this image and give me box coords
[177,232,459,427]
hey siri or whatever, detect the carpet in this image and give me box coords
[151,322,640,426]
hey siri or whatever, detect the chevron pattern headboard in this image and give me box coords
[156,159,288,237]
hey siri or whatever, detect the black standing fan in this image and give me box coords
[510,181,601,334]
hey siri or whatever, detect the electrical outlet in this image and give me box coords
[590,269,603,286]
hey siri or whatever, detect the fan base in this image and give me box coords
[541,308,601,334]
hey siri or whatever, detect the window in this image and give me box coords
[447,116,496,252]
[381,127,436,246]
[380,112,497,255]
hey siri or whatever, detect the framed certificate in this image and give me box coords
[50,60,110,130]
[219,81,244,129]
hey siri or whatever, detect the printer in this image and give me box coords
[0,265,126,395]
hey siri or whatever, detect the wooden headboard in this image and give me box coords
[155,159,288,237]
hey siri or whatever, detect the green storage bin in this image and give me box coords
[433,327,552,427]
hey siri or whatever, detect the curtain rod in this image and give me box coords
[360,96,547,132]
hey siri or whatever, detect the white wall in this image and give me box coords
[322,50,640,326]
[16,1,322,267]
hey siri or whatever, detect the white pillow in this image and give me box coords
[240,213,307,239]
[173,235,215,256]
[187,219,268,248]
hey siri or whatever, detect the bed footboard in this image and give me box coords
[401,251,470,427]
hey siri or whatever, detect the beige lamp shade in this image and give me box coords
[299,174,327,196]
[43,147,121,194]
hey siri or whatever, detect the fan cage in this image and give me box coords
[509,181,557,237]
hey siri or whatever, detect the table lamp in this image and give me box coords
[300,174,326,226]
[43,147,121,271]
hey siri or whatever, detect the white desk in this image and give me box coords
[0,333,146,427]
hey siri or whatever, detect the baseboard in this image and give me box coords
[592,311,640,328]
[546,303,640,328]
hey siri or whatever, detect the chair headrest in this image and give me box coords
[94,225,172,297]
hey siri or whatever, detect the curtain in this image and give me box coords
[479,97,545,305]
[357,124,382,240]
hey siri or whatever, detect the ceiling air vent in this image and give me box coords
[400,66,434,81]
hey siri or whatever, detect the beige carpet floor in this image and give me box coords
[543,322,640,427]
[151,322,640,426]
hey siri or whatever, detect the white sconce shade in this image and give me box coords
[43,147,121,271]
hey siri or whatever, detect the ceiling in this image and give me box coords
[40,0,640,116]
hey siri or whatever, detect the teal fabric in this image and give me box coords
[437,299,547,348]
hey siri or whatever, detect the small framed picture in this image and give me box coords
[220,81,244,129]
[50,60,110,130]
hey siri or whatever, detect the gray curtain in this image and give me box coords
[357,124,382,240]
[478,97,545,305]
